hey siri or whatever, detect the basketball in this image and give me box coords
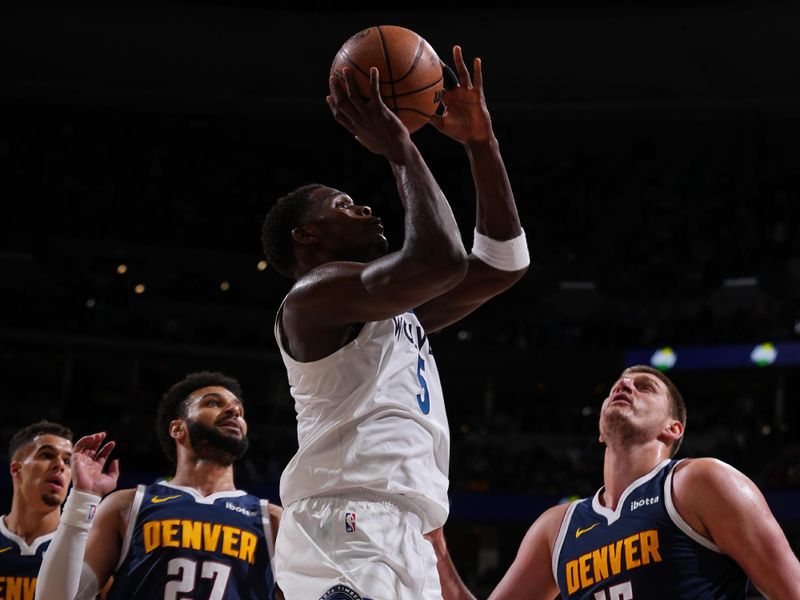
[330,25,444,133]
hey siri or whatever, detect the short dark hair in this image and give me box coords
[9,421,73,461]
[261,183,324,279]
[623,365,687,456]
[156,371,244,465]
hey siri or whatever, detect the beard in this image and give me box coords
[185,419,249,466]
[599,408,650,448]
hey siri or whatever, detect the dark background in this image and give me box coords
[2,1,800,596]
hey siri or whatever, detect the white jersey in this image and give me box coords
[275,306,450,532]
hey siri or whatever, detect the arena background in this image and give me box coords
[2,1,799,597]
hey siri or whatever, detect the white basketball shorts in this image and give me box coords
[274,491,442,600]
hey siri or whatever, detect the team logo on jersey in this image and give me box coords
[319,585,362,600]
[151,494,181,504]
[575,523,600,538]
[345,512,356,533]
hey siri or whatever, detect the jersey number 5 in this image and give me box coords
[416,356,430,414]
[165,557,231,600]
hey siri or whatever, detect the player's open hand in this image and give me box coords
[72,432,120,497]
[326,66,413,164]
[430,46,493,145]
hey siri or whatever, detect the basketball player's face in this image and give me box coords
[599,372,672,446]
[182,386,249,465]
[11,434,73,508]
[309,187,388,260]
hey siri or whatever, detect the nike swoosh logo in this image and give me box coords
[0,547,11,554]
[151,495,181,504]
[575,523,600,538]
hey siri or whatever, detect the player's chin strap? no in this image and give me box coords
[472,228,530,272]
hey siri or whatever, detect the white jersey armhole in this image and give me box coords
[664,460,723,553]
[551,500,580,582]
[114,485,146,572]
[260,499,276,583]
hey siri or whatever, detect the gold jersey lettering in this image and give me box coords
[565,559,581,595]
[563,529,663,593]
[181,520,203,550]
[0,576,37,600]
[623,533,641,568]
[161,519,180,548]
[141,519,256,564]
[640,529,663,565]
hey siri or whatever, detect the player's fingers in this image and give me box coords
[328,74,349,105]
[453,45,472,89]
[368,67,387,109]
[96,440,116,464]
[107,459,121,480]
[473,57,483,91]
[343,67,367,109]
[73,432,105,453]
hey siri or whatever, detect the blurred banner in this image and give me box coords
[625,342,800,371]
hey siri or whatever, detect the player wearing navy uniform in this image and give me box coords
[105,481,275,599]
[262,45,528,599]
[1,421,72,600]
[35,372,282,600]
[427,365,800,600]
[553,459,747,598]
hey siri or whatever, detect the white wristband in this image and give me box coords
[472,228,530,271]
[60,489,101,529]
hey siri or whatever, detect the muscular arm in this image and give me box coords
[424,528,476,600]
[83,489,133,588]
[428,505,565,600]
[672,458,800,599]
[36,433,122,600]
[283,67,467,361]
[488,504,565,600]
[415,47,528,333]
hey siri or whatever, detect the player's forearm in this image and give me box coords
[390,146,468,272]
[35,491,100,600]
[426,529,478,600]
[465,137,522,240]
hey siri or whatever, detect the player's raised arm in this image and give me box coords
[35,433,121,600]
[323,66,467,313]
[265,65,468,361]
[416,45,529,333]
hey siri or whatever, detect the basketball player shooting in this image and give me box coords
[260,45,529,600]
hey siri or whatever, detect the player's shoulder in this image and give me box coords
[673,457,744,483]
[672,457,755,500]
[532,502,573,542]
[98,487,139,513]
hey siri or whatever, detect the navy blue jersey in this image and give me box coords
[106,482,276,600]
[554,459,748,599]
[0,515,54,600]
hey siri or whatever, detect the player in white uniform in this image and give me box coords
[261,46,529,600]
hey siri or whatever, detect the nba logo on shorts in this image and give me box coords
[345,512,356,533]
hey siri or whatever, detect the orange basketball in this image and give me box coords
[330,25,444,133]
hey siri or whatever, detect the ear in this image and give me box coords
[169,419,185,442]
[659,419,684,447]
[291,223,320,246]
[10,460,21,480]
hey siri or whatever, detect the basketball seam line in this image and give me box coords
[376,26,398,111]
